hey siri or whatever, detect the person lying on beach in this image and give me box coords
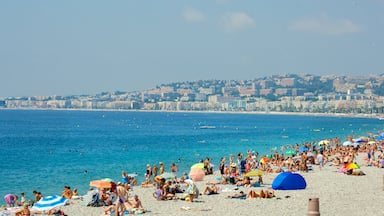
[346,169,366,176]
[248,189,275,198]
[203,184,218,195]
[206,176,229,185]
[32,208,67,216]
[330,157,341,166]
[235,176,251,187]
[227,191,246,199]
[15,203,30,216]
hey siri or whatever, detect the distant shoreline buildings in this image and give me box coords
[1,74,384,115]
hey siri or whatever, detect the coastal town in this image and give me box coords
[2,74,384,115]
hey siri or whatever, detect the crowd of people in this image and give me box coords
[3,133,383,215]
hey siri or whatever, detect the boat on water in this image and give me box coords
[199,126,216,129]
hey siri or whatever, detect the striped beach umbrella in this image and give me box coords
[32,195,68,211]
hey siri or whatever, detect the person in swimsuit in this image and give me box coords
[159,162,165,174]
[145,164,153,184]
[227,191,246,199]
[15,204,31,216]
[203,184,218,195]
[115,185,129,216]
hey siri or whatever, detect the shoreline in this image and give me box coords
[0,107,380,119]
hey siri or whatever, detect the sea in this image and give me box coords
[0,109,382,203]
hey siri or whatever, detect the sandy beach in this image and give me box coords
[4,153,376,216]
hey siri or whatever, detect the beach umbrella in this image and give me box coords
[189,167,205,181]
[32,195,68,211]
[160,172,176,180]
[272,172,306,190]
[342,141,353,146]
[367,141,377,145]
[260,157,269,164]
[101,178,114,182]
[299,146,309,153]
[244,169,264,177]
[284,150,296,157]
[359,136,368,141]
[318,140,330,146]
[191,163,204,169]
[355,139,367,144]
[90,179,113,188]
[345,163,360,169]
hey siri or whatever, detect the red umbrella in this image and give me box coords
[189,167,205,181]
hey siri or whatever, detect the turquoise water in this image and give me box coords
[0,110,382,202]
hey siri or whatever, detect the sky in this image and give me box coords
[1,0,384,97]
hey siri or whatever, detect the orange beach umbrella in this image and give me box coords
[260,157,269,164]
[89,179,114,188]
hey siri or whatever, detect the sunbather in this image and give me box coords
[248,189,275,198]
[227,191,246,199]
[203,184,218,195]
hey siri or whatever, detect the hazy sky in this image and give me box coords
[1,0,383,97]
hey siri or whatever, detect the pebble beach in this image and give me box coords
[3,152,383,216]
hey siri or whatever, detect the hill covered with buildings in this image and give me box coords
[2,73,384,115]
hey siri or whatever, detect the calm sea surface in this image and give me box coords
[0,110,382,202]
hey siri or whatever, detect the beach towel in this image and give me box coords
[229,195,247,199]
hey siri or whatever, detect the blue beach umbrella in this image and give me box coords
[32,195,68,211]
[299,146,309,153]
